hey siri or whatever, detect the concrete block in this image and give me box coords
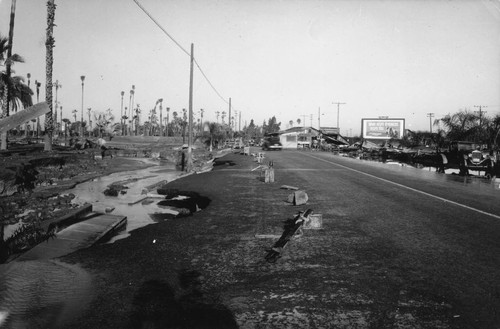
[293,190,308,205]
[264,168,275,183]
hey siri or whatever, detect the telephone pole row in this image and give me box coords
[332,102,346,132]
[427,113,434,133]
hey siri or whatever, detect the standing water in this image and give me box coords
[0,159,184,328]
[70,159,184,243]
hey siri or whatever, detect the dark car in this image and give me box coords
[262,134,282,151]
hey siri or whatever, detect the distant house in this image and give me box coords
[320,127,349,146]
[277,126,349,149]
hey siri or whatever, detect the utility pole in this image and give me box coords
[474,105,487,127]
[187,43,194,172]
[318,107,321,130]
[427,113,434,133]
[474,105,487,144]
[332,102,346,133]
[200,108,204,133]
[228,97,232,138]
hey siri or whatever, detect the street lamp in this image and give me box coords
[87,107,92,133]
[129,88,134,135]
[52,80,62,135]
[166,107,170,137]
[80,75,85,136]
[199,108,204,133]
[120,91,124,135]
[35,80,42,137]
[158,98,163,136]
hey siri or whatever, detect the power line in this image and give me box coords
[132,0,231,108]
[132,0,190,57]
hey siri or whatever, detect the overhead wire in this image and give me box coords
[132,0,232,108]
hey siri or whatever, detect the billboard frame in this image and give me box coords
[361,118,405,140]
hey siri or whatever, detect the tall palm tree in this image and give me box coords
[439,109,478,142]
[44,0,56,151]
[1,0,20,150]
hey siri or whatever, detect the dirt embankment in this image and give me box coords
[0,139,217,262]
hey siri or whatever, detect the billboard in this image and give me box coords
[361,118,405,139]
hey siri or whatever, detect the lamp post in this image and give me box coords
[52,80,61,135]
[200,108,204,133]
[120,91,124,135]
[60,106,63,137]
[166,107,170,137]
[131,85,136,135]
[87,107,92,134]
[128,88,134,135]
[158,99,163,136]
[25,73,31,137]
[80,75,85,136]
[35,80,41,137]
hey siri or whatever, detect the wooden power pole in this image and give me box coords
[187,43,194,172]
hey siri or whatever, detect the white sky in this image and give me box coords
[1,0,499,136]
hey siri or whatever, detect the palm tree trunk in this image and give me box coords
[44,0,56,151]
[0,0,17,151]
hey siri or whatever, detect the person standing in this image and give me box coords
[97,137,109,158]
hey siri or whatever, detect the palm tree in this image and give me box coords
[94,109,115,138]
[1,0,32,150]
[44,0,56,151]
[172,111,178,136]
[203,122,223,151]
[439,109,478,142]
[297,118,301,127]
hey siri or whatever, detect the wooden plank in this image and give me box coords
[0,102,49,133]
[16,213,126,261]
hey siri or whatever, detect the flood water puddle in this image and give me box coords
[0,160,187,328]
[69,160,184,243]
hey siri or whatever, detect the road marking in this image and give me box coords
[304,153,500,220]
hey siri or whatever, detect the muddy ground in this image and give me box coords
[0,140,213,261]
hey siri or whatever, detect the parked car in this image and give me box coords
[262,134,282,151]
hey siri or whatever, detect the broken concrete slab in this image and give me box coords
[287,190,309,205]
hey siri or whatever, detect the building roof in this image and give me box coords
[280,126,320,134]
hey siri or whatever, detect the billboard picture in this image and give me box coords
[361,118,405,139]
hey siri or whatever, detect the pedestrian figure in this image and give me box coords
[459,152,469,176]
[97,137,110,158]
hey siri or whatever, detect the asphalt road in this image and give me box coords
[259,148,500,328]
[54,148,500,329]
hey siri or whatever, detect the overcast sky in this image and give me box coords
[1,0,499,136]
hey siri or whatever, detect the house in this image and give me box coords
[277,126,349,149]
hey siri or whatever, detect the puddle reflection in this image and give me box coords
[69,161,183,243]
